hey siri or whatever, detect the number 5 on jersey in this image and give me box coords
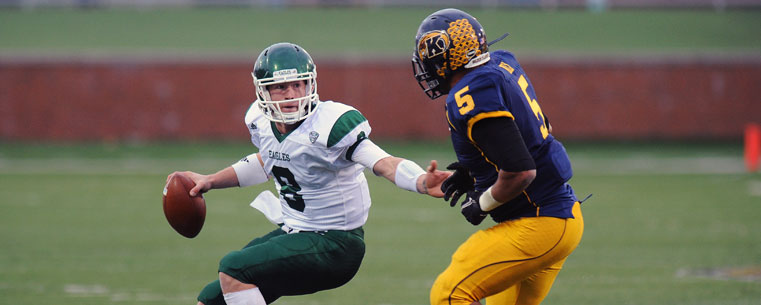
[517,75,549,139]
[454,86,475,115]
[455,80,550,140]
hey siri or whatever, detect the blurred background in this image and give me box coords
[1,1,760,305]
[2,0,760,142]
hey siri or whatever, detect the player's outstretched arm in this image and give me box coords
[371,156,451,198]
[349,139,451,197]
[167,167,237,196]
[167,153,269,197]
[167,167,240,197]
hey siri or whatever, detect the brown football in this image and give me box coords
[162,174,206,238]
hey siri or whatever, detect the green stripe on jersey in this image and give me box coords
[328,110,367,148]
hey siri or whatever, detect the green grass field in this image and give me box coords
[1,8,760,58]
[2,6,761,305]
[1,141,760,305]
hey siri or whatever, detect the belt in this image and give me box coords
[281,224,328,235]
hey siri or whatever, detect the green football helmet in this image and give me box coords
[252,42,319,124]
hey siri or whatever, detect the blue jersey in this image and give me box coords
[445,50,577,221]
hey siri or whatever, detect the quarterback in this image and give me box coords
[167,42,451,305]
[411,8,585,305]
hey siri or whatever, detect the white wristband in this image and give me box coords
[232,153,269,187]
[479,186,504,211]
[394,159,425,193]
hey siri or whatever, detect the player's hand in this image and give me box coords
[441,162,475,206]
[422,160,453,198]
[460,191,488,226]
[167,171,211,197]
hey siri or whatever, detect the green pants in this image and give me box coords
[198,227,365,304]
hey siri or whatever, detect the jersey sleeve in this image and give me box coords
[470,116,535,172]
[243,102,263,149]
[308,101,373,165]
[350,139,391,169]
[328,109,373,162]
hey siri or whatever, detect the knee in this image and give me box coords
[430,276,453,305]
[218,250,242,276]
[197,280,224,305]
[220,271,256,293]
[219,272,237,289]
[217,250,261,294]
[430,275,480,305]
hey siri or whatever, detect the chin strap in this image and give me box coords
[579,193,593,204]
[488,32,510,47]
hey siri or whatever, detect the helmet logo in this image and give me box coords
[418,31,449,59]
[273,68,298,80]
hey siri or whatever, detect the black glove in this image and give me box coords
[441,162,475,207]
[460,191,488,226]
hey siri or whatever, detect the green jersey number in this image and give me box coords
[271,166,305,212]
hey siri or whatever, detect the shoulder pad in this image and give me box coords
[309,101,370,148]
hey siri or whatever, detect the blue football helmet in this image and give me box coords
[412,8,490,99]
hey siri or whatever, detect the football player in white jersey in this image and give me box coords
[166,42,451,305]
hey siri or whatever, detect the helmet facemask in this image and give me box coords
[412,42,451,99]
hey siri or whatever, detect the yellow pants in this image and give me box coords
[430,202,584,305]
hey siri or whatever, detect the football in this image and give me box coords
[162,174,206,238]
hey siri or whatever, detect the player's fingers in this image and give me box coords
[446,162,459,170]
[166,171,180,184]
[436,171,453,185]
[427,160,438,173]
[180,171,204,185]
[429,170,450,183]
[189,184,201,197]
[447,162,468,171]
[443,183,456,201]
[188,179,207,197]
[441,178,451,196]
[450,190,464,207]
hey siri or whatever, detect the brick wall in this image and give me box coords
[1,57,759,142]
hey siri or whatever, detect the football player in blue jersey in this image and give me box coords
[411,8,585,305]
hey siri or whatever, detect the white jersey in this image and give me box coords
[244,100,373,232]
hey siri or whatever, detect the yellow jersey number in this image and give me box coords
[454,86,475,115]
[517,75,549,139]
[452,75,549,140]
